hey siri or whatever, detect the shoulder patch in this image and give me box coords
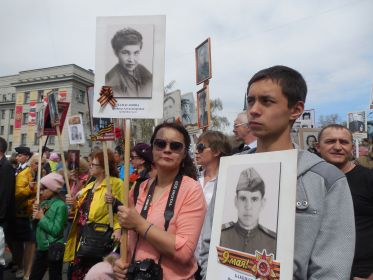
[309,161,345,192]
[259,224,276,239]
[221,221,234,230]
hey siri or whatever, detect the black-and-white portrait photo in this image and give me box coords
[181,92,196,125]
[197,87,209,128]
[195,38,212,85]
[71,125,82,141]
[220,165,279,257]
[163,90,181,123]
[348,111,366,133]
[105,25,154,98]
[48,90,59,126]
[68,115,85,145]
[67,150,80,171]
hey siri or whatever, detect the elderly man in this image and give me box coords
[220,167,275,255]
[317,124,373,279]
[232,111,257,153]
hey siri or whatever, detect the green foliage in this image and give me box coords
[210,98,230,130]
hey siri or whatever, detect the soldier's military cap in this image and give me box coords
[236,167,265,196]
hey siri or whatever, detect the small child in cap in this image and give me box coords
[30,173,68,280]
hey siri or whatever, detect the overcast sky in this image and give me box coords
[1,0,372,131]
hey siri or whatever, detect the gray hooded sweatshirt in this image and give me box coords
[199,150,355,279]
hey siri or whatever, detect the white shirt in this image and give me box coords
[198,170,217,207]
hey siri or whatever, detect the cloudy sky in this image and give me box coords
[1,0,372,131]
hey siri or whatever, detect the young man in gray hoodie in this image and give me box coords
[199,65,355,279]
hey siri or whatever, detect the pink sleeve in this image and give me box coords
[173,179,207,263]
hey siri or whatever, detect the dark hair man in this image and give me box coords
[163,95,176,123]
[199,66,355,279]
[106,27,152,98]
[317,124,373,279]
[0,137,15,279]
[220,167,275,255]
[232,111,257,153]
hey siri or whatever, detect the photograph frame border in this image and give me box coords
[93,15,166,119]
[195,37,212,85]
[197,86,210,129]
[298,128,321,150]
[206,150,298,280]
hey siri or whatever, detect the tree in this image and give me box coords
[209,98,230,130]
[318,114,343,128]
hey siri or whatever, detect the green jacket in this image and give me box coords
[36,198,67,251]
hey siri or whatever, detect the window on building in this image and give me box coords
[1,110,5,119]
[77,90,85,104]
[48,136,55,145]
[8,141,12,152]
[9,125,13,134]
[37,90,44,103]
[21,134,27,146]
[2,95,6,102]
[34,133,39,145]
[22,113,28,125]
[0,126,4,135]
[24,91,30,104]
[11,93,15,101]
[10,109,14,119]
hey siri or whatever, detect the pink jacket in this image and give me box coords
[129,175,207,280]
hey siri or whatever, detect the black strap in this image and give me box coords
[131,173,183,264]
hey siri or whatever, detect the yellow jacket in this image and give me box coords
[64,176,124,262]
[15,167,36,218]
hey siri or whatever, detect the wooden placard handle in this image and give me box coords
[120,119,131,262]
[36,136,43,204]
[56,125,71,195]
[103,141,114,227]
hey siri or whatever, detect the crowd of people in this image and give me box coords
[0,65,372,280]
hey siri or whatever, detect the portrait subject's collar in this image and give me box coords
[235,222,259,238]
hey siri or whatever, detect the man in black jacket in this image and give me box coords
[0,137,15,280]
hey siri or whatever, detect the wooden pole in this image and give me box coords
[56,125,71,195]
[120,119,131,262]
[103,141,114,227]
[36,136,43,204]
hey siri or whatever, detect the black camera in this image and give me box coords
[127,258,163,280]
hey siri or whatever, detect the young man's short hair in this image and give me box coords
[247,65,307,108]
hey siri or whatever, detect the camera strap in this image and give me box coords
[131,173,183,264]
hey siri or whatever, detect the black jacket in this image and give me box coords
[0,156,16,226]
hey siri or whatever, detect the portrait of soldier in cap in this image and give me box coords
[220,167,276,256]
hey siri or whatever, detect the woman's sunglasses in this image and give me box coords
[153,139,184,153]
[196,143,209,153]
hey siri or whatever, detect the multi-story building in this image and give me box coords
[0,64,94,156]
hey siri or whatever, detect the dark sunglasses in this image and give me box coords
[196,143,209,153]
[153,139,184,152]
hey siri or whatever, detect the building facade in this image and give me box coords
[0,64,94,156]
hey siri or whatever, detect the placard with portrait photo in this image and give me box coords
[298,128,321,150]
[181,92,197,126]
[91,118,115,141]
[206,150,298,280]
[68,115,86,145]
[347,111,367,134]
[47,90,60,127]
[197,87,210,128]
[195,38,212,85]
[67,150,80,171]
[163,90,181,123]
[93,15,166,119]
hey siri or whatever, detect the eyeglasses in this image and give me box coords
[153,139,184,153]
[233,123,248,129]
[90,163,101,168]
[196,143,209,153]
